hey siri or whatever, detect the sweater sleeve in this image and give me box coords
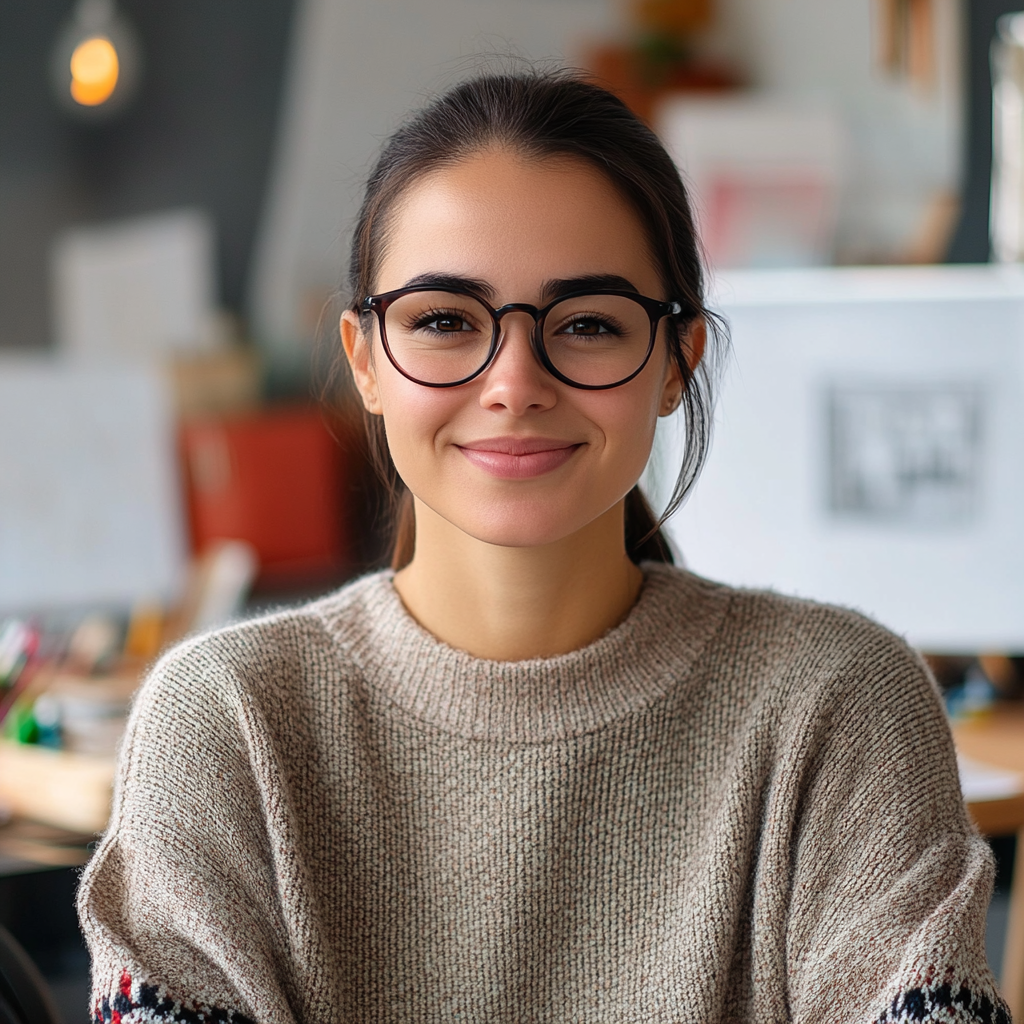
[77,636,300,1024]
[780,619,1010,1024]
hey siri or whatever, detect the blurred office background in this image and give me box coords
[3,1,1024,1021]
[0,0,997,359]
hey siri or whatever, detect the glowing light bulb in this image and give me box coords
[69,35,119,106]
[51,0,140,120]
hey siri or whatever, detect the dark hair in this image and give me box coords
[339,67,726,570]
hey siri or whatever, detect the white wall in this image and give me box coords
[248,0,618,359]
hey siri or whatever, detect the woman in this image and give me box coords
[79,70,1006,1024]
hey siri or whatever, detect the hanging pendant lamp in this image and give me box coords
[51,0,142,120]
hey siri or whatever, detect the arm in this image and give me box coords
[780,623,1008,1024]
[78,637,300,1024]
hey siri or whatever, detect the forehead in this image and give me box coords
[375,148,661,297]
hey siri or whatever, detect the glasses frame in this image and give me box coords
[361,285,683,390]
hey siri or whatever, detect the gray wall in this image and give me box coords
[0,0,296,349]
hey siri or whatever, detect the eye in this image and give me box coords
[554,313,624,337]
[564,317,609,336]
[413,310,476,333]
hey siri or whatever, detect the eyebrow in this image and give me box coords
[540,275,638,301]
[401,273,496,301]
[398,272,640,305]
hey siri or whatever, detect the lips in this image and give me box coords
[457,436,582,479]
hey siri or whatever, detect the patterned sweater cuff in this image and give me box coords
[92,970,255,1024]
[873,974,1010,1024]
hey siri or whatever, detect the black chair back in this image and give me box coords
[0,924,60,1024]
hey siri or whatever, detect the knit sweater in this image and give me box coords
[78,563,1007,1024]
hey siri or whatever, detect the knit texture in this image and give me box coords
[78,564,1007,1024]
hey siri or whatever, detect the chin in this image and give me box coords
[457,497,599,550]
[470,525,575,550]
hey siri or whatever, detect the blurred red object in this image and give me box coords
[180,407,350,587]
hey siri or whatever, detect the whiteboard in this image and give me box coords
[0,359,187,614]
[655,265,1024,652]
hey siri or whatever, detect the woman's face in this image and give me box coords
[343,148,691,551]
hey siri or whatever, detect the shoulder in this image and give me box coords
[647,562,941,719]
[653,567,962,819]
[131,571,393,724]
[646,559,913,653]
[729,577,926,683]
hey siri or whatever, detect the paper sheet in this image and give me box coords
[0,359,186,614]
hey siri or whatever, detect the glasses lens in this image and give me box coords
[542,294,654,387]
[382,291,494,384]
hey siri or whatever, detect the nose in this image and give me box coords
[476,310,557,415]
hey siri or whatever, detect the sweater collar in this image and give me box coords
[319,563,731,743]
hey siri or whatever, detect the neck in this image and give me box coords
[393,499,643,661]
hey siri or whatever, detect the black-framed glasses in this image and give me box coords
[361,286,683,390]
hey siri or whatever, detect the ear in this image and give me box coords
[658,317,706,417]
[341,310,383,415]
[683,316,707,372]
[658,350,683,417]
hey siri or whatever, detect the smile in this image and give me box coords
[456,437,583,479]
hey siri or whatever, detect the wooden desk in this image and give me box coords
[952,704,1024,1021]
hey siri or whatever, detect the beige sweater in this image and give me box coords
[78,564,1007,1024]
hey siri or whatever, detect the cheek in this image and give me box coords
[376,367,459,474]
[579,383,662,475]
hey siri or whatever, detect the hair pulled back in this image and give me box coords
[344,67,726,570]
